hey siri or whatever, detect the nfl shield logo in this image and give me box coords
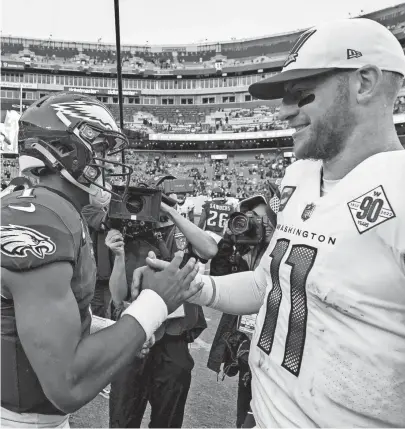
[301,203,316,221]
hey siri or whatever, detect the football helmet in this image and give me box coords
[211,186,225,200]
[18,92,133,201]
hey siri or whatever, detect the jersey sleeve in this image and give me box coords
[377,188,405,267]
[1,190,83,272]
[253,246,270,295]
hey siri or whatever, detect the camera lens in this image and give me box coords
[229,214,249,235]
[126,195,144,214]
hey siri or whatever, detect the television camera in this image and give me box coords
[107,175,194,239]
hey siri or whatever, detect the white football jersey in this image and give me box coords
[176,199,195,220]
[249,151,405,428]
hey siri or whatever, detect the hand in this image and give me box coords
[146,255,204,305]
[141,251,203,314]
[105,229,125,257]
[144,252,170,272]
[130,251,162,301]
[136,334,155,359]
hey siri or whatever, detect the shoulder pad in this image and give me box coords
[1,188,83,271]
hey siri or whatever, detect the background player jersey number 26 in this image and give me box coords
[257,238,317,377]
[207,209,229,228]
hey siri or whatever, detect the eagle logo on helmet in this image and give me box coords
[0,224,56,259]
[51,100,118,131]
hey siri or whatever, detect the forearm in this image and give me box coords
[65,315,146,413]
[109,253,128,304]
[189,271,265,315]
[167,207,217,259]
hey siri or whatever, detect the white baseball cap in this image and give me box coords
[249,18,405,100]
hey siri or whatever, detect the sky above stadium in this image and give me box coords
[1,0,402,45]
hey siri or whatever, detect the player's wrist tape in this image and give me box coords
[121,290,168,340]
[187,274,216,306]
[207,276,217,307]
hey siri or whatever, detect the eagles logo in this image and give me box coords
[283,29,317,68]
[0,224,56,259]
[51,100,118,131]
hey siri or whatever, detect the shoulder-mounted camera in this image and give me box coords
[108,175,178,238]
[227,195,274,246]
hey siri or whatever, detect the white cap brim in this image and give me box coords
[249,68,336,100]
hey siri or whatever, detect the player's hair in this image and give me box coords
[382,71,404,104]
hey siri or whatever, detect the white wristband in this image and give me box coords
[121,289,168,340]
[187,274,216,306]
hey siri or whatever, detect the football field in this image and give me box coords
[70,306,238,428]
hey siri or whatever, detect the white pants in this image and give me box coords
[1,407,70,428]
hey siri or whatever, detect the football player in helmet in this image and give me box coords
[198,187,235,238]
[174,193,195,222]
[1,92,202,427]
[140,19,405,428]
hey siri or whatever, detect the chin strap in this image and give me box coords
[30,142,99,196]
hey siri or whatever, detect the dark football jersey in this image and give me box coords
[1,187,96,415]
[203,200,234,234]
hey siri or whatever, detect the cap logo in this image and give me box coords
[284,29,317,68]
[347,49,362,59]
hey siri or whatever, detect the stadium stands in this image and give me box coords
[1,41,24,55]
[1,3,404,197]
[0,155,19,189]
[2,4,403,72]
[222,36,297,60]
[28,44,80,59]
[114,148,291,200]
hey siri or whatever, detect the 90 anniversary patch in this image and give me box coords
[347,185,395,234]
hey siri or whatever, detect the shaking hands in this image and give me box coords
[131,251,203,314]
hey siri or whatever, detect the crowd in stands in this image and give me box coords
[107,150,292,202]
[128,138,291,151]
[124,94,405,141]
[125,106,290,140]
[394,95,405,114]
[0,156,19,189]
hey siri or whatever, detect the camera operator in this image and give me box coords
[106,199,217,428]
[207,194,278,428]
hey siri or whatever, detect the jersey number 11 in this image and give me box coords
[257,238,317,377]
